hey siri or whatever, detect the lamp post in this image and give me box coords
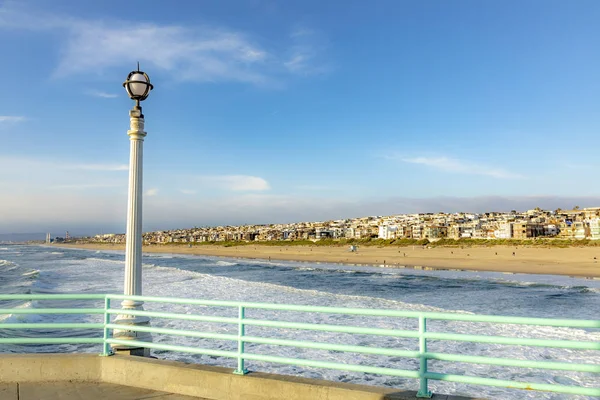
[112,65,154,356]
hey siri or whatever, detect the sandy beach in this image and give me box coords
[55,243,600,278]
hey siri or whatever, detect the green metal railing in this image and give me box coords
[0,293,598,398]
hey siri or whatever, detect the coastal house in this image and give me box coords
[544,224,559,237]
[315,228,334,239]
[511,223,545,239]
[493,223,512,239]
[378,224,398,240]
[460,227,475,238]
[423,225,447,240]
[589,219,600,240]
[448,225,462,240]
[584,207,600,219]
[573,222,588,240]
[556,221,588,240]
[411,225,423,239]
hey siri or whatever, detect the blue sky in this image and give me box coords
[1,0,600,235]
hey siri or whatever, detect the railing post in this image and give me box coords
[101,297,113,356]
[233,305,248,375]
[416,315,432,398]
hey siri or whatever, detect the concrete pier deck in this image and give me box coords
[0,382,205,399]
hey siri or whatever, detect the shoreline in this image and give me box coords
[52,243,600,278]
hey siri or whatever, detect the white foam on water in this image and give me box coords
[214,260,237,266]
[85,257,124,265]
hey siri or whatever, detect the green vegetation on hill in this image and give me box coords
[122,237,600,248]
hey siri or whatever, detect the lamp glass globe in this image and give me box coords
[129,73,148,97]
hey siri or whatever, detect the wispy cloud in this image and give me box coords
[0,116,25,123]
[0,4,330,86]
[284,28,331,75]
[396,155,525,179]
[200,175,270,191]
[145,188,159,196]
[0,156,129,193]
[0,156,127,172]
[87,90,118,99]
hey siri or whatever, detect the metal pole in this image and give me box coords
[233,305,248,375]
[112,106,151,356]
[101,297,112,356]
[417,315,432,398]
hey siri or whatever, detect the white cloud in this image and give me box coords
[145,188,159,196]
[398,156,524,179]
[0,4,329,85]
[200,175,270,191]
[56,24,271,85]
[87,91,118,99]
[0,116,25,123]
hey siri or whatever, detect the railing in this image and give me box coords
[0,293,598,398]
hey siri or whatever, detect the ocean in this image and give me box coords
[1,245,599,399]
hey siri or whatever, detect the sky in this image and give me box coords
[1,0,600,235]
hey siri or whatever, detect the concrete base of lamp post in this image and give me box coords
[111,301,152,357]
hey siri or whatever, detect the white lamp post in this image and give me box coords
[112,65,154,356]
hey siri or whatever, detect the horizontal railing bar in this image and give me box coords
[424,332,600,350]
[425,352,600,373]
[0,338,103,344]
[242,336,420,358]
[106,338,240,358]
[425,372,600,396]
[107,309,239,324]
[0,308,104,315]
[419,312,600,328]
[108,309,419,338]
[242,353,420,378]
[106,323,239,341]
[0,323,104,330]
[107,323,420,358]
[242,318,420,338]
[108,294,409,316]
[0,294,107,301]
[108,294,600,328]
[105,338,420,379]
